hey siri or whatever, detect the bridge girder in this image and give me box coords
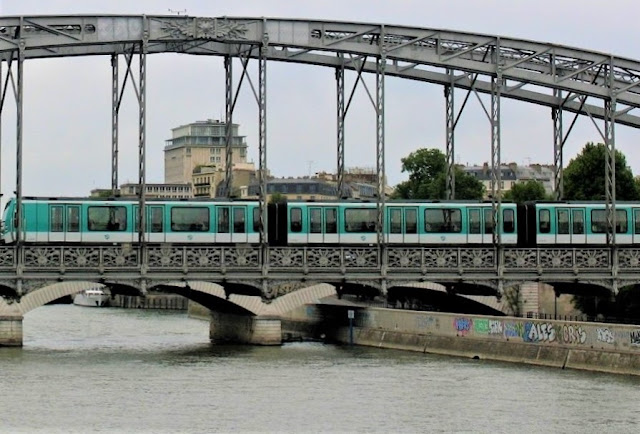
[0,16,637,126]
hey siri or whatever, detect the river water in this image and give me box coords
[0,305,639,433]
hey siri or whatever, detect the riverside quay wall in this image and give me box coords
[324,307,640,376]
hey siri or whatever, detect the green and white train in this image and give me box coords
[1,197,637,247]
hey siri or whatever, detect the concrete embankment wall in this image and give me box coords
[326,307,640,376]
[111,294,188,310]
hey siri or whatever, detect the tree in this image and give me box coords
[503,180,549,204]
[393,148,484,200]
[563,142,640,200]
[269,192,286,204]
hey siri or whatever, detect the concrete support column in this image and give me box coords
[0,315,23,346]
[209,311,281,345]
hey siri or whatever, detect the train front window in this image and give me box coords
[50,206,63,232]
[88,206,127,231]
[538,209,550,234]
[171,207,209,232]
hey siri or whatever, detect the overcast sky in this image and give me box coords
[0,0,639,201]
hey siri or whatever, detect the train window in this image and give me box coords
[217,208,230,233]
[592,209,628,233]
[309,208,322,234]
[405,209,417,234]
[67,207,80,232]
[572,210,584,234]
[539,209,550,234]
[325,208,337,234]
[345,208,376,233]
[50,206,63,232]
[425,209,461,233]
[171,207,209,232]
[557,209,569,234]
[503,209,515,233]
[290,208,302,233]
[88,206,127,231]
[253,208,260,232]
[484,209,494,234]
[635,210,640,234]
[390,209,402,234]
[233,208,246,234]
[469,210,481,234]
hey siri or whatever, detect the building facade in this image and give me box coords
[164,119,248,184]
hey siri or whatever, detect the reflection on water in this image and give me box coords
[0,305,638,433]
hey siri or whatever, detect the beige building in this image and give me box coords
[192,162,257,198]
[118,183,192,199]
[164,119,248,184]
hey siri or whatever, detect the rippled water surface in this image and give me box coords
[0,305,639,433]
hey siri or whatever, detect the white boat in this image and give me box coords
[73,288,110,307]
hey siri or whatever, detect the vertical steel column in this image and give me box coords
[0,60,3,203]
[445,69,455,200]
[111,54,119,195]
[258,36,268,262]
[490,74,502,246]
[336,53,345,199]
[224,55,233,198]
[552,89,564,200]
[15,37,25,250]
[604,97,616,246]
[137,36,148,248]
[376,46,386,249]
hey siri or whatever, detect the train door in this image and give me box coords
[324,207,339,244]
[49,204,81,243]
[216,206,231,243]
[134,206,164,243]
[231,206,248,243]
[404,208,418,244]
[307,207,323,244]
[467,208,482,244]
[556,208,570,244]
[571,209,586,244]
[634,209,640,244]
[483,208,494,244]
[387,207,403,244]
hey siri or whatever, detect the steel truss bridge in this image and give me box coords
[1,15,640,301]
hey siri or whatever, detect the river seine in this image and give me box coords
[0,305,639,433]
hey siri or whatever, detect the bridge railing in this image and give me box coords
[1,245,640,275]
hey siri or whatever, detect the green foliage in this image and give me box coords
[269,192,286,204]
[572,286,640,321]
[563,142,640,200]
[393,148,484,200]
[503,180,549,204]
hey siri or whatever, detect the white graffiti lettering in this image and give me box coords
[596,328,615,344]
[488,320,503,335]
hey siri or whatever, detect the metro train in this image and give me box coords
[0,197,637,247]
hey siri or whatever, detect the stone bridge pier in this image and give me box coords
[0,314,23,346]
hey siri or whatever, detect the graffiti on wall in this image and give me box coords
[561,324,587,345]
[596,328,615,345]
[416,315,438,330]
[488,320,504,335]
[454,317,472,335]
[504,322,523,338]
[524,322,556,343]
[474,319,489,334]
[631,330,640,347]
